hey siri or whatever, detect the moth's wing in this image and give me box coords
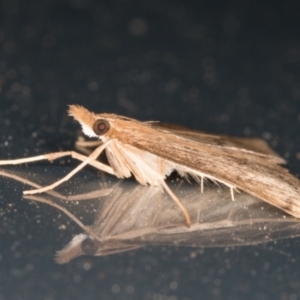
[105,118,300,220]
[151,122,285,165]
[138,130,300,220]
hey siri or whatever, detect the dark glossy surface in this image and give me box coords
[1,0,300,299]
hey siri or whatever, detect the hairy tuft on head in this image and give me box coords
[68,105,98,137]
[68,105,95,123]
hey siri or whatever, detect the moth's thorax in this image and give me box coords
[106,119,155,145]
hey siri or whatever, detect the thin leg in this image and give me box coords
[161,180,191,227]
[23,141,111,195]
[75,140,103,147]
[0,152,72,165]
[75,146,93,156]
[0,151,114,176]
[200,176,204,193]
[74,138,103,156]
[24,195,101,242]
[230,187,235,201]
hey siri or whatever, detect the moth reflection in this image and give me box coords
[23,179,300,264]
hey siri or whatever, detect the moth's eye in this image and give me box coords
[93,119,110,135]
[81,238,98,255]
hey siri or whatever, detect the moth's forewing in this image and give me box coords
[106,118,300,220]
[152,122,284,162]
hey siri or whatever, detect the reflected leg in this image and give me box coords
[24,195,102,242]
[161,180,191,227]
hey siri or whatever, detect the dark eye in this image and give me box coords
[93,119,110,135]
[81,238,98,255]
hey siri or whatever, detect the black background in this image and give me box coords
[1,0,300,299]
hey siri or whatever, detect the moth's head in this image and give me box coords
[55,233,100,264]
[68,105,113,141]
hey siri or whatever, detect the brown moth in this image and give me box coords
[0,105,300,226]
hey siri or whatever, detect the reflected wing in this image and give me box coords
[55,183,300,262]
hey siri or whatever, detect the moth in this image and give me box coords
[1,105,300,226]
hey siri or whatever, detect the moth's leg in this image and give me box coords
[74,138,103,156]
[0,152,74,165]
[229,187,240,201]
[0,151,114,176]
[75,146,93,156]
[161,180,191,227]
[70,153,114,175]
[24,195,101,242]
[24,141,111,195]
[75,139,103,148]
[230,187,235,201]
[200,176,204,193]
[75,138,104,156]
[0,149,115,195]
